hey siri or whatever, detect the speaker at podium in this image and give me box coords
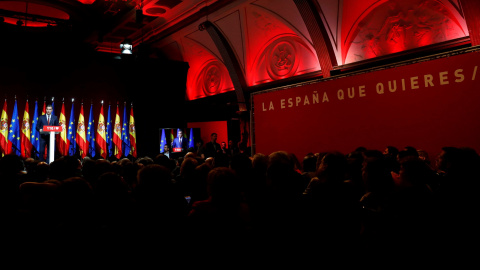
[40,125,63,164]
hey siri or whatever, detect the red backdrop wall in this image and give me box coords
[253,50,480,161]
[187,121,228,147]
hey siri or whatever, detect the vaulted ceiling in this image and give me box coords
[1,0,475,104]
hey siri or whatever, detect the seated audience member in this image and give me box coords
[0,154,27,214]
[359,156,396,245]
[302,153,317,177]
[417,149,431,166]
[302,152,361,246]
[288,153,302,174]
[187,167,251,245]
[397,146,419,161]
[346,151,366,199]
[189,162,211,204]
[55,177,96,242]
[388,157,440,250]
[174,157,199,198]
[93,172,134,234]
[248,153,269,226]
[252,153,268,176]
[257,151,306,244]
[154,153,175,173]
[133,164,187,240]
[435,147,480,245]
[383,146,399,160]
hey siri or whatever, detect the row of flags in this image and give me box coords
[0,98,137,160]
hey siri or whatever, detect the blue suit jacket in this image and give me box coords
[36,114,59,133]
[172,137,188,149]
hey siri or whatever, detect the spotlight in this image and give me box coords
[120,39,133,54]
[198,22,206,31]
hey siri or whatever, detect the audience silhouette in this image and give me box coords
[0,144,477,260]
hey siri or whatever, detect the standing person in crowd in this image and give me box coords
[203,133,220,159]
[194,139,204,157]
[220,142,228,155]
[228,140,239,157]
[163,144,171,159]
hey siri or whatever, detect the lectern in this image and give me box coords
[41,125,63,164]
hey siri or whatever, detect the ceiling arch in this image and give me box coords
[3,0,471,103]
[143,0,469,101]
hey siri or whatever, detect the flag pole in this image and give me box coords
[32,97,40,157]
[11,95,20,153]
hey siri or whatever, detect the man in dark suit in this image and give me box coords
[203,132,221,159]
[171,129,188,151]
[36,104,59,162]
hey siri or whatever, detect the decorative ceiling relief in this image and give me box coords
[246,4,320,86]
[197,60,232,97]
[251,35,319,85]
[252,11,279,34]
[266,38,299,80]
[344,0,467,64]
[183,38,234,101]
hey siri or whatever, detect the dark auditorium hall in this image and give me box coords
[0,0,479,264]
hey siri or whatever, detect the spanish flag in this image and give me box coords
[87,103,95,157]
[112,103,122,159]
[170,129,175,146]
[129,104,137,158]
[0,99,9,155]
[57,101,68,156]
[76,103,87,159]
[96,102,107,159]
[20,99,32,158]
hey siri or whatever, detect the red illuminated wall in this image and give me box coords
[187,121,228,146]
[343,0,467,64]
[245,4,320,86]
[253,50,480,160]
[184,40,235,101]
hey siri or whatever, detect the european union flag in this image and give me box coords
[87,103,95,157]
[121,104,130,157]
[31,100,40,158]
[67,102,76,156]
[160,128,166,153]
[188,128,194,149]
[8,100,21,156]
[106,104,113,158]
